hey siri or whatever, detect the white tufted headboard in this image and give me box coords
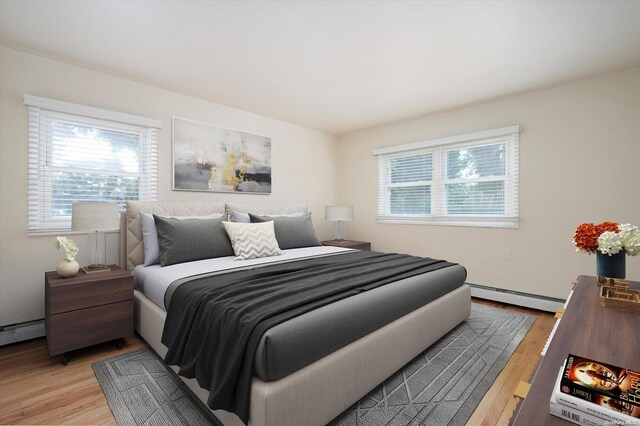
[120,201,308,270]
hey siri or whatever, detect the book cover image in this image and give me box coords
[561,354,640,418]
[553,362,640,424]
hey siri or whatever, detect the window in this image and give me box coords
[375,126,519,228]
[387,153,433,215]
[24,95,162,234]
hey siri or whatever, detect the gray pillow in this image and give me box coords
[140,211,224,266]
[249,213,321,249]
[153,215,234,266]
[229,210,251,223]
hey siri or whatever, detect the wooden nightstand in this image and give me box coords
[45,264,133,364]
[321,240,371,251]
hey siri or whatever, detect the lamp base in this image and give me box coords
[82,264,111,274]
[333,221,346,241]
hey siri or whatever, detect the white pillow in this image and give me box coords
[222,221,283,260]
[139,212,225,266]
[229,210,305,223]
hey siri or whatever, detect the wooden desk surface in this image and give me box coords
[512,275,640,425]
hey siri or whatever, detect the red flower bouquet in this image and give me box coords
[573,222,620,254]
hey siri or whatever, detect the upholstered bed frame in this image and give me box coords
[121,201,471,426]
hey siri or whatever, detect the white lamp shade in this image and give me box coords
[325,205,354,221]
[72,202,120,231]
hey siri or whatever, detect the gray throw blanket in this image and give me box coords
[161,250,457,423]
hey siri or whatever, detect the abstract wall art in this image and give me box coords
[172,117,271,194]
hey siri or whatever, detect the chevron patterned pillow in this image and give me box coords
[222,221,283,260]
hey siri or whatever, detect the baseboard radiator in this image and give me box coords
[0,319,45,346]
[468,283,565,313]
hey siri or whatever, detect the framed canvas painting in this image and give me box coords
[172,117,271,193]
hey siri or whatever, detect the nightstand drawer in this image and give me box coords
[47,300,133,356]
[49,275,133,314]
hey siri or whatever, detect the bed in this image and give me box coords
[120,201,471,426]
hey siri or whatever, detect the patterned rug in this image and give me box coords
[330,304,535,425]
[92,349,222,426]
[93,304,534,425]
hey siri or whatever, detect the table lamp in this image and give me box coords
[325,205,353,241]
[72,202,120,273]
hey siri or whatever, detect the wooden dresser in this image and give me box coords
[511,275,640,424]
[45,265,133,364]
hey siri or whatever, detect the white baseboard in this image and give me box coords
[469,284,564,313]
[0,320,45,346]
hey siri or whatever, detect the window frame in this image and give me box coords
[375,126,519,229]
[24,95,162,235]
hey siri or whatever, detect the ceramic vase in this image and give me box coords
[596,250,626,279]
[57,258,80,278]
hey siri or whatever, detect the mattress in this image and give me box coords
[253,264,466,381]
[134,247,467,382]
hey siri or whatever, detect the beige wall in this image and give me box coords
[0,47,338,326]
[337,68,640,299]
[1,46,639,326]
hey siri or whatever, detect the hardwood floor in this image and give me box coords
[0,298,555,425]
[466,299,556,426]
[0,336,145,425]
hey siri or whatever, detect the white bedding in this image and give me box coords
[133,246,353,309]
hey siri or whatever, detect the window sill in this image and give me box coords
[376,216,519,229]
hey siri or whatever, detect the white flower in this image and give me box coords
[597,231,624,256]
[619,223,640,256]
[55,236,78,261]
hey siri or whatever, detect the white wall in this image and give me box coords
[337,68,640,300]
[0,47,338,327]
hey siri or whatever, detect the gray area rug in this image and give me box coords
[92,349,222,426]
[93,304,533,426]
[330,303,535,425]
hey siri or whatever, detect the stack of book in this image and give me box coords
[550,354,640,425]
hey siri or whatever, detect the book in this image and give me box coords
[550,399,613,426]
[551,359,640,424]
[82,265,112,274]
[560,354,640,418]
[553,366,640,424]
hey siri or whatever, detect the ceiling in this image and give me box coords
[2,1,640,135]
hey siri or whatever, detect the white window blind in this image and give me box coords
[24,95,161,234]
[375,126,519,228]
